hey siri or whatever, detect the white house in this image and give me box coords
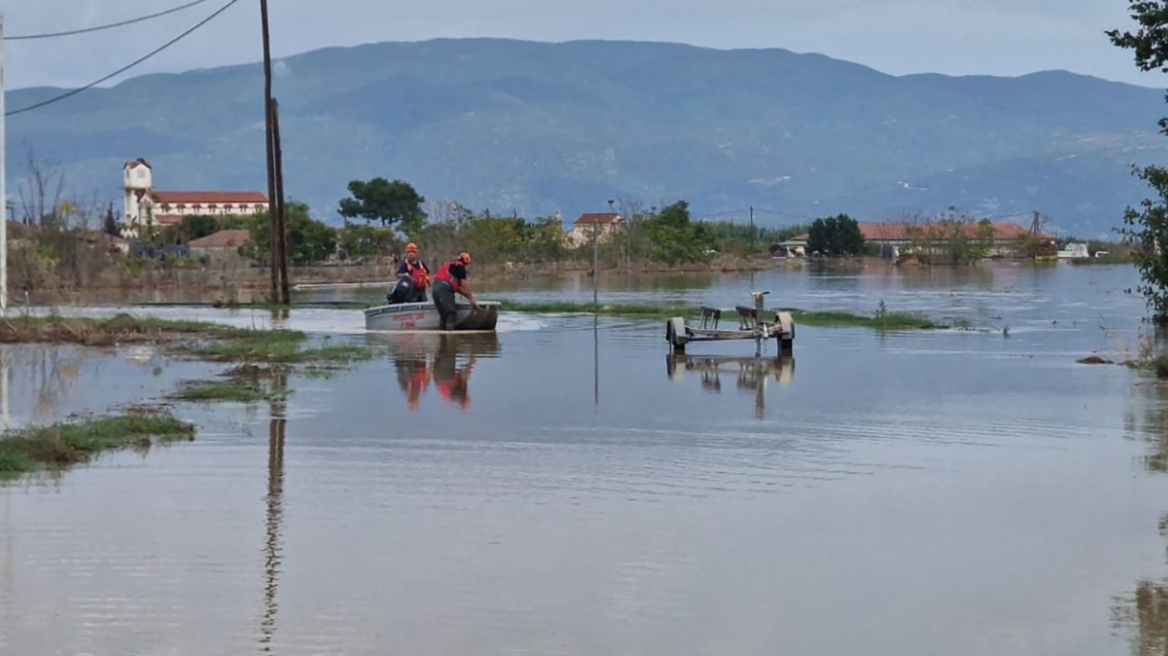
[122,158,269,238]
[566,212,623,247]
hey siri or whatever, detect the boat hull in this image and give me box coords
[364,300,501,332]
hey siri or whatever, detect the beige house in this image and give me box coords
[566,212,623,247]
[188,229,251,267]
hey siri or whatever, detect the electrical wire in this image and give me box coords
[9,1,209,40]
[6,0,241,117]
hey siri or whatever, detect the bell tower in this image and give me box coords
[122,158,153,236]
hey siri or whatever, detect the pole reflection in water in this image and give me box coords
[665,352,795,420]
[268,307,290,332]
[1,346,8,430]
[2,470,11,645]
[374,331,502,411]
[593,311,599,408]
[259,367,287,651]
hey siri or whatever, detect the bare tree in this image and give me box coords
[15,142,69,228]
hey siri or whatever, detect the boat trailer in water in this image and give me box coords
[665,291,794,356]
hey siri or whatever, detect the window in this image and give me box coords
[136,169,145,179]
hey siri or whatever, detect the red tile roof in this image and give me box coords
[790,221,1043,243]
[573,212,622,226]
[150,191,268,204]
[188,229,251,248]
[151,214,184,226]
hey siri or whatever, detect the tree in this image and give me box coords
[158,214,220,245]
[101,203,120,237]
[241,201,338,265]
[338,221,398,260]
[807,214,865,255]
[644,200,709,265]
[338,177,427,236]
[15,143,68,227]
[1107,4,1168,320]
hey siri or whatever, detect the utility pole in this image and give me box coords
[749,205,755,255]
[259,0,281,303]
[1,11,7,315]
[271,99,289,304]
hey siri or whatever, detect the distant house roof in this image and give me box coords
[124,158,152,170]
[188,229,251,249]
[151,214,184,226]
[150,191,268,204]
[573,212,622,226]
[790,221,1043,243]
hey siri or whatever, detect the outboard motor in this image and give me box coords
[387,277,414,304]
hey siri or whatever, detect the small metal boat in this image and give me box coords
[364,300,501,332]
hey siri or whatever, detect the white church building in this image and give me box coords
[122,158,269,238]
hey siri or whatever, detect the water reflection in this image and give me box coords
[260,368,287,651]
[666,353,795,420]
[1115,379,1168,653]
[370,332,502,411]
[1,348,8,430]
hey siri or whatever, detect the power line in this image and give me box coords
[6,0,241,117]
[9,1,209,40]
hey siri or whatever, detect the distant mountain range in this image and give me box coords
[7,37,1168,238]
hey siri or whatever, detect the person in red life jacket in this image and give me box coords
[431,252,479,330]
[433,335,474,410]
[394,242,430,303]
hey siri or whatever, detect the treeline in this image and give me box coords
[135,177,811,267]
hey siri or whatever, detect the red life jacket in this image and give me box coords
[433,262,464,292]
[405,259,429,288]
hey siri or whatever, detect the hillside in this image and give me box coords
[6,37,1167,237]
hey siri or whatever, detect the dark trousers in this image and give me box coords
[432,281,457,330]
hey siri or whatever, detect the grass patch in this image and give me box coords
[0,408,195,478]
[170,379,287,403]
[0,313,264,346]
[793,310,938,330]
[497,300,942,329]
[174,335,375,364]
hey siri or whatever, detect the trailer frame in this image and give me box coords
[665,290,795,356]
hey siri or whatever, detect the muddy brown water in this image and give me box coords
[3,263,1168,655]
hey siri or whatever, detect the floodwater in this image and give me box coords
[3,262,1168,655]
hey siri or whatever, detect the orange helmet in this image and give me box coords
[457,252,471,264]
[406,242,418,253]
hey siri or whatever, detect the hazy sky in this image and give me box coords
[3,0,1164,90]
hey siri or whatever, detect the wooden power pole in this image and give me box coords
[259,0,284,303]
[271,98,290,304]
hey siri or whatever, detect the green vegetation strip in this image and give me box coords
[2,314,377,364]
[496,300,941,329]
[0,409,195,478]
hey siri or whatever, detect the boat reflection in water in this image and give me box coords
[366,331,502,411]
[666,352,795,419]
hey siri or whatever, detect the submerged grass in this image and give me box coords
[4,313,377,365]
[0,408,195,478]
[0,313,261,346]
[497,300,941,329]
[170,378,287,403]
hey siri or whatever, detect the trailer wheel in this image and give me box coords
[667,317,688,353]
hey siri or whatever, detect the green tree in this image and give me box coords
[338,177,427,236]
[338,221,399,260]
[241,202,338,265]
[163,214,220,245]
[807,214,865,255]
[1107,5,1168,320]
[644,201,709,265]
[101,203,119,237]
